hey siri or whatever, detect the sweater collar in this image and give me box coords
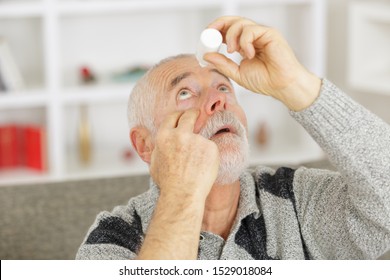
[141,171,260,233]
[237,170,261,220]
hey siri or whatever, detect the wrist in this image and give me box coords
[159,180,211,202]
[138,190,205,260]
[278,71,321,111]
[159,188,206,213]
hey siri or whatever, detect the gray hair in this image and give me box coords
[127,54,194,134]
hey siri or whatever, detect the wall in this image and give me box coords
[327,0,390,123]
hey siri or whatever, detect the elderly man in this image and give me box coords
[77,16,390,259]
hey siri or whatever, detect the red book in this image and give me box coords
[0,124,18,169]
[24,125,47,171]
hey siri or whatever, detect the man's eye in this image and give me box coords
[218,85,230,93]
[178,90,192,100]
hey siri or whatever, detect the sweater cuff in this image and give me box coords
[289,79,364,137]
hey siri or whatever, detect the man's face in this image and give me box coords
[150,56,249,185]
[153,56,248,137]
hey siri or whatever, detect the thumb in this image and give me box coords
[203,53,241,83]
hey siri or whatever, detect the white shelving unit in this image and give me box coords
[348,0,390,95]
[0,0,326,186]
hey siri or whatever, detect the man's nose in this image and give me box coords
[203,88,227,115]
[193,88,228,134]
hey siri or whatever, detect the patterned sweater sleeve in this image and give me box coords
[75,209,141,260]
[290,79,390,259]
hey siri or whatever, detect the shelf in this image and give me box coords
[0,142,325,186]
[62,142,324,183]
[56,0,317,17]
[58,0,224,15]
[359,2,390,24]
[348,1,390,95]
[349,73,390,96]
[0,90,48,109]
[65,148,149,181]
[0,1,44,18]
[63,140,324,182]
[0,17,45,89]
[239,0,312,5]
[0,0,327,185]
[0,0,316,18]
[0,168,52,187]
[62,83,133,105]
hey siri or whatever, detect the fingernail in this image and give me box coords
[227,42,233,53]
[247,44,255,58]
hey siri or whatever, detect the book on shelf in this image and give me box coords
[0,37,24,93]
[24,125,47,171]
[0,125,18,168]
[0,124,46,171]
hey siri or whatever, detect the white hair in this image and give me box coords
[127,54,194,134]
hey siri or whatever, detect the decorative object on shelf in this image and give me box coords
[0,67,7,92]
[78,105,92,165]
[79,66,96,84]
[0,124,46,171]
[255,121,269,147]
[111,65,149,83]
[0,37,24,92]
[122,148,134,162]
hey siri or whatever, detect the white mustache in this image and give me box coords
[199,111,246,140]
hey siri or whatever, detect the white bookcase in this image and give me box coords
[0,0,326,185]
[348,0,390,95]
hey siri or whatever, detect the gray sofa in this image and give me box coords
[1,160,389,259]
[0,174,149,259]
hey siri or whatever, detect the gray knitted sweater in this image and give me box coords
[76,79,390,260]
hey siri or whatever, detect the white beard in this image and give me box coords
[199,111,250,186]
[212,132,249,185]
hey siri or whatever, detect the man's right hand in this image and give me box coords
[138,109,219,259]
[150,109,220,201]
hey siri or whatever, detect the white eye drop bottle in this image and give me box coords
[196,28,223,67]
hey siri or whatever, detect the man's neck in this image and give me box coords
[201,180,241,240]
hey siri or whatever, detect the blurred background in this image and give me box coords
[1,0,389,184]
[0,0,389,259]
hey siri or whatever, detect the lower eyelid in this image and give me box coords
[177,102,193,110]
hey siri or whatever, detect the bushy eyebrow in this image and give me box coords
[169,72,192,91]
[209,69,232,86]
[168,68,232,91]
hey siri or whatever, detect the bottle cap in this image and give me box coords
[196,28,223,67]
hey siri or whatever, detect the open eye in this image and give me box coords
[178,89,193,100]
[218,85,230,93]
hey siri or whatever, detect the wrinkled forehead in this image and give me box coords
[151,56,231,90]
[149,56,201,92]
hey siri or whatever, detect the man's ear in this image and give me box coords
[130,127,153,164]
